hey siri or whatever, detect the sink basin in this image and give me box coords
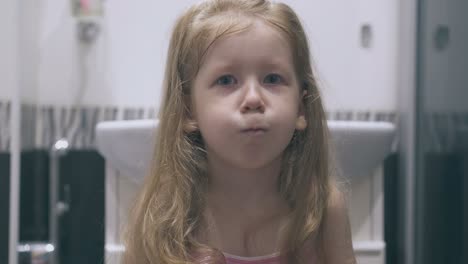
[327,121,396,178]
[95,120,396,181]
[95,119,158,181]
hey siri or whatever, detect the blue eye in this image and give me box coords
[264,74,283,84]
[216,75,236,86]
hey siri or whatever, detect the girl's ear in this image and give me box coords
[296,90,308,131]
[296,116,307,131]
[184,119,198,133]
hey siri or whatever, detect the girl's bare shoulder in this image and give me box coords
[321,185,357,264]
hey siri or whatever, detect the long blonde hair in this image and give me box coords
[123,1,333,263]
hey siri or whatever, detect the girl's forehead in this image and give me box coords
[198,20,294,71]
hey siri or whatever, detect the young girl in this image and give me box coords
[123,0,356,263]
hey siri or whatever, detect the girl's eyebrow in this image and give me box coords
[262,60,294,73]
[205,59,294,75]
[209,62,236,73]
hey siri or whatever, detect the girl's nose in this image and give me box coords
[240,80,265,113]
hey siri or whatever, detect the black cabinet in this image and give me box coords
[0,153,10,264]
[1,150,105,264]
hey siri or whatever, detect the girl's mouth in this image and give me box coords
[241,128,267,135]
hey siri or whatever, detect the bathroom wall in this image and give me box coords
[420,0,468,154]
[423,0,468,113]
[0,0,16,102]
[22,0,398,113]
[0,0,16,154]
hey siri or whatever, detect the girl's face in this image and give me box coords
[191,20,304,170]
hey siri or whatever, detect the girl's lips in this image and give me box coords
[241,128,267,135]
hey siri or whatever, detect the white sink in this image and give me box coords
[95,120,396,181]
[95,119,158,181]
[327,121,396,178]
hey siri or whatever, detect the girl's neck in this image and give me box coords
[206,154,287,214]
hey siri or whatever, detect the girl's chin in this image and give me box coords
[229,155,282,170]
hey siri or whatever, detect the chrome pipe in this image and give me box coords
[49,138,70,264]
